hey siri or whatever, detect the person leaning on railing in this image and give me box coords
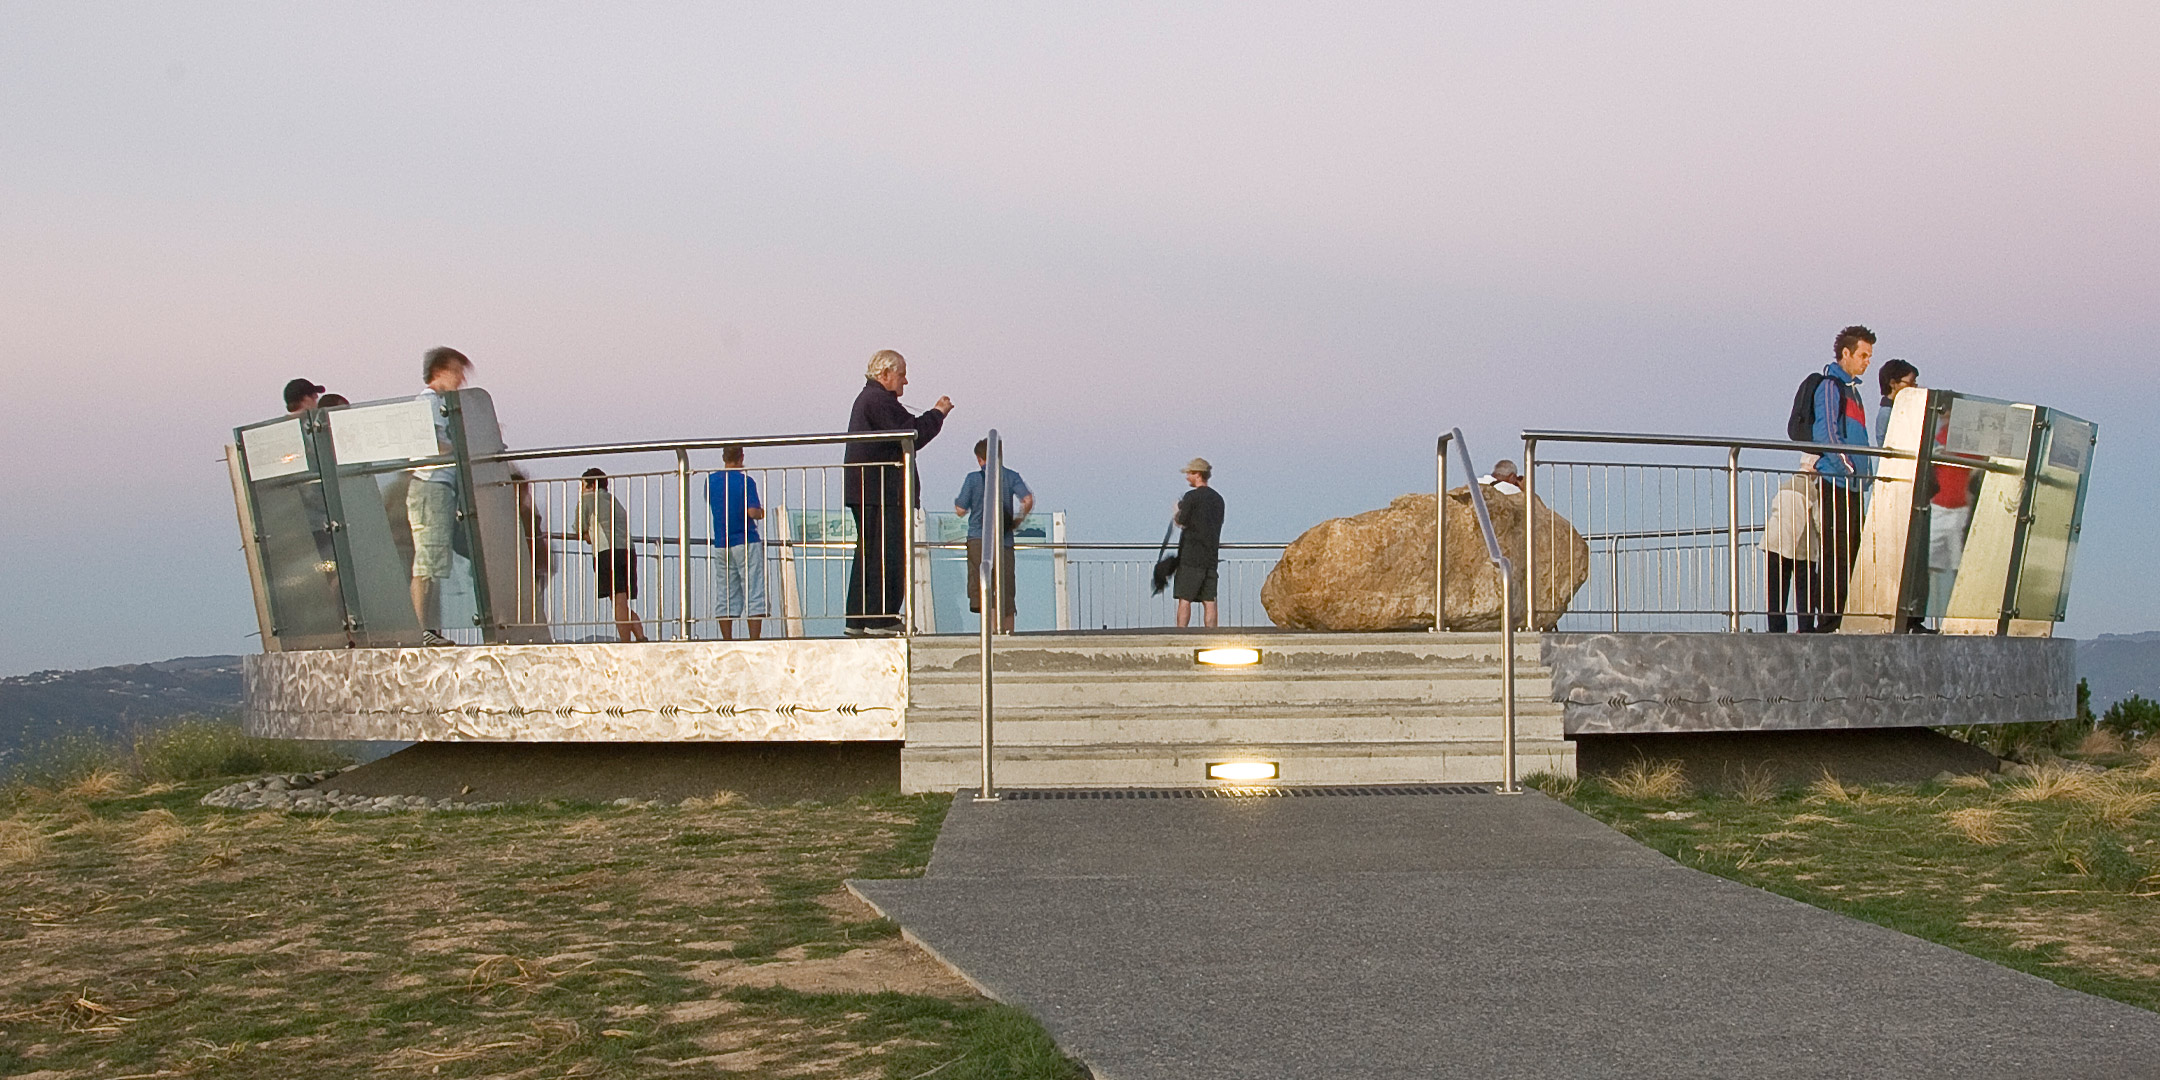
[955,438,1033,634]
[578,468,649,644]
[842,349,952,636]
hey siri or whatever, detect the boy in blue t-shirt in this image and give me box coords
[954,439,1034,633]
[706,445,767,639]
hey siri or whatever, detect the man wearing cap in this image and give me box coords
[1172,458,1225,628]
[284,378,325,414]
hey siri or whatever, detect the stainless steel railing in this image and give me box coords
[1436,428,1521,794]
[1515,427,2026,633]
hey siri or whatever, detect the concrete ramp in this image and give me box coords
[852,791,2160,1079]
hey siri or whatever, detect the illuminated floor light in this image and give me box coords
[1194,647,1262,667]
[1207,760,1280,782]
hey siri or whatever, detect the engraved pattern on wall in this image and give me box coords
[1543,634,2077,735]
[245,640,907,741]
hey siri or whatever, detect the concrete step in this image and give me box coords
[900,739,1576,791]
[903,709,1561,748]
[909,673,1559,711]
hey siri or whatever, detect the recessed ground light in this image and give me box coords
[1194,647,1262,667]
[1207,761,1280,782]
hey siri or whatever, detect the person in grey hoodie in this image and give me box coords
[578,468,648,643]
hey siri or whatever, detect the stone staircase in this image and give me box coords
[901,632,1571,792]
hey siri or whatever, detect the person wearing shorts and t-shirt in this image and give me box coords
[706,445,768,640]
[1172,457,1225,628]
[954,439,1035,634]
[578,468,648,643]
[407,348,470,646]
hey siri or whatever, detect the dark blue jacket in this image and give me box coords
[843,379,945,505]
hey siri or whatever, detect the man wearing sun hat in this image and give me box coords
[1172,457,1225,628]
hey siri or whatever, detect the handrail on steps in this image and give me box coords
[1436,429,1524,795]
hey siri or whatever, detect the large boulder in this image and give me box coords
[1260,487,1590,631]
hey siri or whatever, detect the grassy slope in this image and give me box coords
[1539,749,2160,1013]
[0,781,1084,1080]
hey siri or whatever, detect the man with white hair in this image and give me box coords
[843,349,952,635]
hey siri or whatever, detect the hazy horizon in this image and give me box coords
[4,4,2156,674]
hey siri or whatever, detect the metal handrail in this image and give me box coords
[1522,429,1916,458]
[483,429,923,464]
[1435,429,1521,796]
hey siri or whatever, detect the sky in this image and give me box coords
[2,2,2155,674]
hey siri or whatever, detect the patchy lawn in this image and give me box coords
[0,782,1084,1079]
[1540,745,2160,1012]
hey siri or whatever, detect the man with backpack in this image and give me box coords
[1786,325,1876,632]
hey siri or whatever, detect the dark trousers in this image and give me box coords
[1766,553,1816,633]
[846,501,907,631]
[1811,480,1865,630]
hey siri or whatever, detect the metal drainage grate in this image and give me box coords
[996,784,1491,800]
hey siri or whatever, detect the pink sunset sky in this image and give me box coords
[1,3,2154,673]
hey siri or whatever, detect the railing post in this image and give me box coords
[1521,437,1537,632]
[1434,435,1448,632]
[1052,511,1072,631]
[912,507,938,635]
[1499,566,1520,794]
[1726,444,1742,633]
[676,449,693,641]
[902,437,918,634]
[977,429,1002,802]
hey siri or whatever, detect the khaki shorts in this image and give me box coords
[964,537,1018,617]
[407,479,459,581]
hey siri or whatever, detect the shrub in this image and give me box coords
[132,718,351,782]
[2100,695,2160,743]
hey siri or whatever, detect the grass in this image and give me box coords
[0,767,1088,1079]
[1533,751,2160,1012]
[3,716,354,794]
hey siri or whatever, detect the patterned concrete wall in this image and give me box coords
[244,639,906,741]
[1543,633,2076,735]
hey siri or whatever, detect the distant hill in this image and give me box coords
[0,655,244,766]
[2078,631,2160,711]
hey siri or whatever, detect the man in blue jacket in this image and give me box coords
[1810,325,1875,632]
[843,350,952,636]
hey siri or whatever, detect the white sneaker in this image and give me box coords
[420,630,454,647]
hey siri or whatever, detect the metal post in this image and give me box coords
[912,507,938,634]
[1052,511,1072,631]
[676,448,693,641]
[1996,410,2050,636]
[977,430,1003,802]
[902,437,917,634]
[1521,438,1537,632]
[1498,568,1520,794]
[1726,444,1741,632]
[1433,435,1448,632]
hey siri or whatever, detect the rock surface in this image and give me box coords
[1260,487,1589,631]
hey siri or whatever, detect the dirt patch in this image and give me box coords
[687,937,976,997]
[325,741,902,804]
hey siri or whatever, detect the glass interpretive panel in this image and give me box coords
[236,418,347,650]
[2013,410,2097,623]
[1938,396,2039,624]
[329,399,441,464]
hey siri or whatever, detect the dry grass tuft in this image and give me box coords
[1603,759,1689,801]
[1806,772,1858,804]
[1731,763,1782,805]
[62,769,134,799]
[1947,773,1994,791]
[679,790,746,811]
[127,808,191,850]
[2083,780,2160,828]
[2132,736,2160,761]
[0,818,48,865]
[2077,729,2128,757]
[1942,806,2026,846]
[2002,761,2102,803]
[2142,756,2160,782]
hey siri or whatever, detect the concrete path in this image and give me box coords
[850,789,2160,1079]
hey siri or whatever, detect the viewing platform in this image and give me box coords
[228,385,2097,791]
